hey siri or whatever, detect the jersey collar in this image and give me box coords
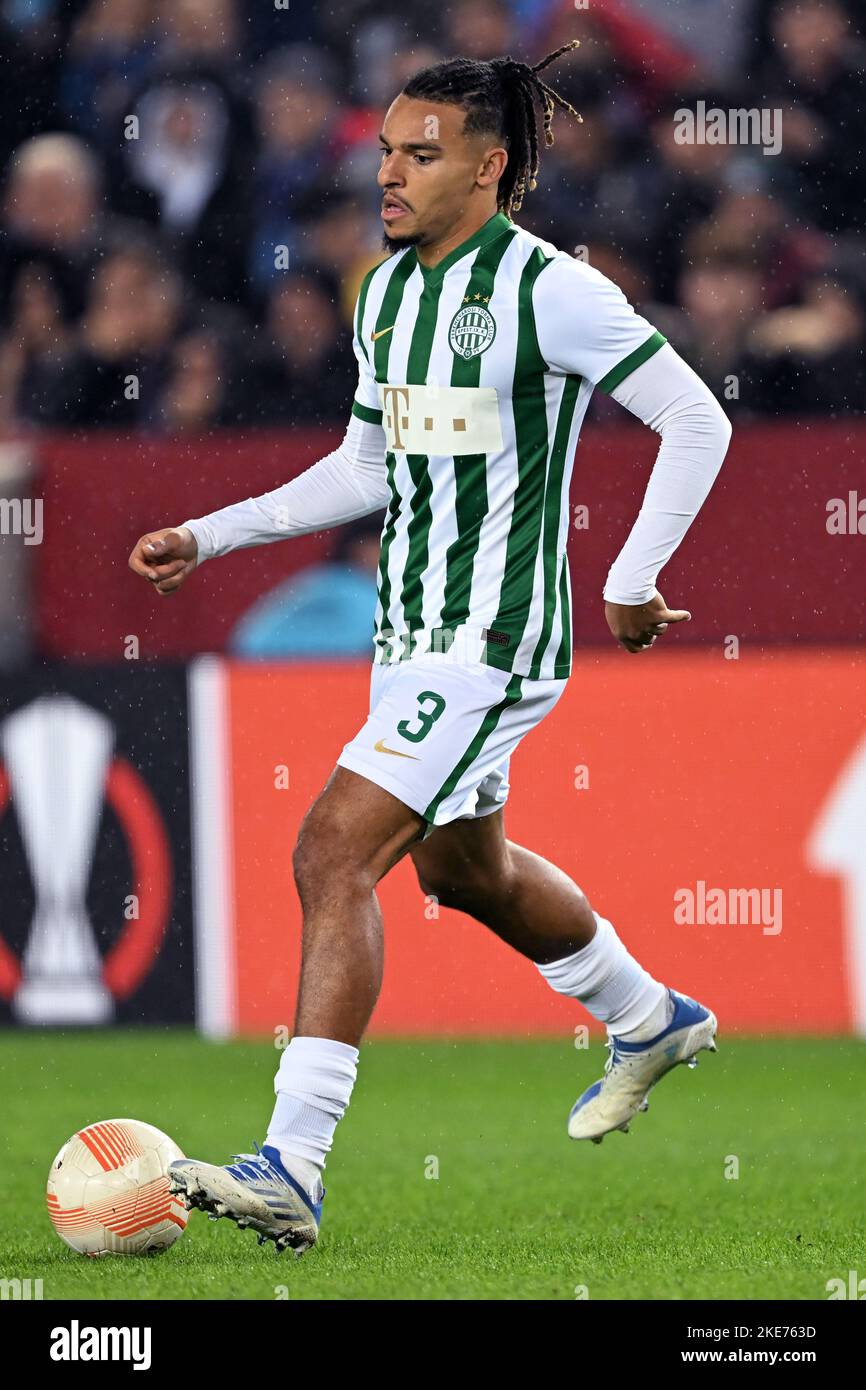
[413,210,514,286]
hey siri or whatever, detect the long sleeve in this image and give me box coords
[179,413,389,563]
[602,344,732,604]
[530,254,730,606]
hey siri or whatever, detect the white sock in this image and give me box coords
[276,1152,324,1199]
[617,988,674,1042]
[535,912,673,1039]
[265,1035,359,1194]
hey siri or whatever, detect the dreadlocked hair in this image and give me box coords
[401,39,583,217]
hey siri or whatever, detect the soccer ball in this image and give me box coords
[46,1118,188,1256]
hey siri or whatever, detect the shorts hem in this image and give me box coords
[336,749,436,825]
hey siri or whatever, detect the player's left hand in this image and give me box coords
[604,591,691,653]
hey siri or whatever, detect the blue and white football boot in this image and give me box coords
[168,1142,323,1255]
[568,988,718,1143]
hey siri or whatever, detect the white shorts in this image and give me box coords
[337,654,567,835]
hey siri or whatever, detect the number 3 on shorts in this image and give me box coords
[397,690,447,744]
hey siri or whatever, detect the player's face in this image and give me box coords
[377,95,504,250]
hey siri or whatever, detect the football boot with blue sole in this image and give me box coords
[168,1141,323,1255]
[568,988,718,1143]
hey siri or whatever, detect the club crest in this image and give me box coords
[449,304,496,360]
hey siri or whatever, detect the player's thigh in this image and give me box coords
[294,763,427,888]
[410,804,510,902]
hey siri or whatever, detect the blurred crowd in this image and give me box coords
[0,0,864,433]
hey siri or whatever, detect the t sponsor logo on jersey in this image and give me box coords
[448,303,496,360]
[379,384,503,455]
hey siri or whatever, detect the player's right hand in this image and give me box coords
[128,527,199,596]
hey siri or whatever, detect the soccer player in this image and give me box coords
[129,41,731,1256]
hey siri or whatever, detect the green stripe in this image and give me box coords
[423,674,524,821]
[372,254,417,649]
[440,230,516,635]
[553,552,571,675]
[528,373,581,678]
[398,277,444,654]
[373,252,417,382]
[399,455,433,655]
[484,247,553,667]
[351,399,383,424]
[375,451,401,655]
[596,330,667,394]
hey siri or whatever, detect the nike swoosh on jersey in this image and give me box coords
[371,325,395,340]
[374,737,420,760]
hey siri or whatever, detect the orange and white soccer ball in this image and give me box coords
[46,1119,188,1256]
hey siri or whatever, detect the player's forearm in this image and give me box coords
[179,416,390,563]
[603,346,732,604]
[180,454,376,563]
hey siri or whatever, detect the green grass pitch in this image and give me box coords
[1,1031,863,1301]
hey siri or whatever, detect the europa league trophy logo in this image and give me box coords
[3,694,114,1024]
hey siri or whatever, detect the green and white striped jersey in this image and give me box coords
[351,209,665,681]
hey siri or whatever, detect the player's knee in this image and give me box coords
[292,801,364,901]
